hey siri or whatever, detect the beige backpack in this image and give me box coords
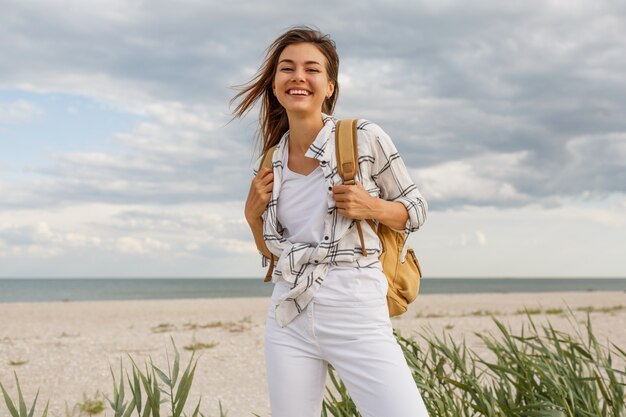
[259,119,422,316]
[335,119,422,316]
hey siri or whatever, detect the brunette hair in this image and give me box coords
[230,25,340,155]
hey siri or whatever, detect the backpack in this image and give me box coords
[259,119,422,317]
[335,119,422,316]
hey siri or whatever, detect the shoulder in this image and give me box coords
[355,119,393,143]
[353,119,395,154]
[356,119,386,136]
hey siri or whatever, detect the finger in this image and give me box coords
[337,208,351,218]
[256,169,273,182]
[332,184,349,193]
[258,167,273,178]
[332,194,346,203]
[261,173,274,186]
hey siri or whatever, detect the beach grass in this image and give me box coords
[64,392,106,417]
[1,313,624,417]
[322,310,626,417]
[183,339,219,351]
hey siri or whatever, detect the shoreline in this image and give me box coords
[1,287,625,305]
[1,279,624,305]
[1,291,624,417]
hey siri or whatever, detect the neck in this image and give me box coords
[286,112,325,155]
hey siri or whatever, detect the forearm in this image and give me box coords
[370,198,409,231]
[246,216,273,259]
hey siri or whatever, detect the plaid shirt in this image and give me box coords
[253,114,427,327]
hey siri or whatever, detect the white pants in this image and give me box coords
[264,299,430,417]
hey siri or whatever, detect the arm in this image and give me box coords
[370,198,409,230]
[369,125,427,233]
[244,167,274,260]
[332,122,427,259]
[332,183,410,230]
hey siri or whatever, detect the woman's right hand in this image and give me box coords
[245,167,274,223]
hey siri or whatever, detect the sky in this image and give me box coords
[0,0,625,278]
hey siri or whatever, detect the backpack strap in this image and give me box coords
[336,119,359,183]
[335,119,371,256]
[260,144,278,171]
[259,145,279,282]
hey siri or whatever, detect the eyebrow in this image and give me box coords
[278,59,322,66]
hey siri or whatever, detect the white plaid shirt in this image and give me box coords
[253,114,427,327]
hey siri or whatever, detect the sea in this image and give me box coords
[0,278,624,303]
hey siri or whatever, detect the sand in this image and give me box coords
[1,291,624,417]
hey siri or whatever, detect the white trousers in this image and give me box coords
[264,299,430,417]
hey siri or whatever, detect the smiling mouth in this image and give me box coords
[287,89,312,96]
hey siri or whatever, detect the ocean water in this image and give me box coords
[0,278,624,303]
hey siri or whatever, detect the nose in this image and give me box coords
[291,67,306,82]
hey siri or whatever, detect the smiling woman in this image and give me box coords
[230,25,429,417]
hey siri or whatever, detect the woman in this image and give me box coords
[231,26,429,417]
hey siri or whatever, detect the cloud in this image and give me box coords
[412,151,529,207]
[116,236,169,254]
[0,99,42,124]
[0,221,101,257]
[476,230,487,246]
[448,230,488,248]
[0,98,255,209]
[1,0,624,210]
[1,0,626,277]
[0,201,255,262]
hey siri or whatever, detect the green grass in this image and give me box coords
[515,308,543,315]
[2,313,624,417]
[418,304,625,319]
[322,311,626,417]
[151,323,176,333]
[545,308,565,315]
[167,316,254,334]
[64,392,106,416]
[183,340,219,351]
[0,372,49,417]
[577,305,624,314]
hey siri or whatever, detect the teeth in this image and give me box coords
[288,89,310,96]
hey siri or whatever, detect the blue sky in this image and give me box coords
[1,0,625,278]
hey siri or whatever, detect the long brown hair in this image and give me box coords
[230,25,340,156]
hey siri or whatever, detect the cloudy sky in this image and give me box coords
[1,0,624,278]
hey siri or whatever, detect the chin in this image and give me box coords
[284,102,324,114]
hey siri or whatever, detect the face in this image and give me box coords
[272,42,335,117]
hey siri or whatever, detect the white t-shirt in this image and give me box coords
[274,141,388,306]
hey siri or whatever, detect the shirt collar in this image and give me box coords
[304,113,336,163]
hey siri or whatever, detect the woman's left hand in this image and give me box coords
[332,181,377,220]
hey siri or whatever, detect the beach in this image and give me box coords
[1,291,624,417]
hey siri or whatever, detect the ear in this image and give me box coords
[327,81,335,98]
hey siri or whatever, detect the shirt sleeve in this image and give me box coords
[366,122,428,260]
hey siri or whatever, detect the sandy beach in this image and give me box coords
[1,291,624,417]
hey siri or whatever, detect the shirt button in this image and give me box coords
[324,235,329,240]
[328,186,332,191]
[314,260,319,264]
[320,161,327,166]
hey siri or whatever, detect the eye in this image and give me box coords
[280,67,293,72]
[307,68,320,73]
